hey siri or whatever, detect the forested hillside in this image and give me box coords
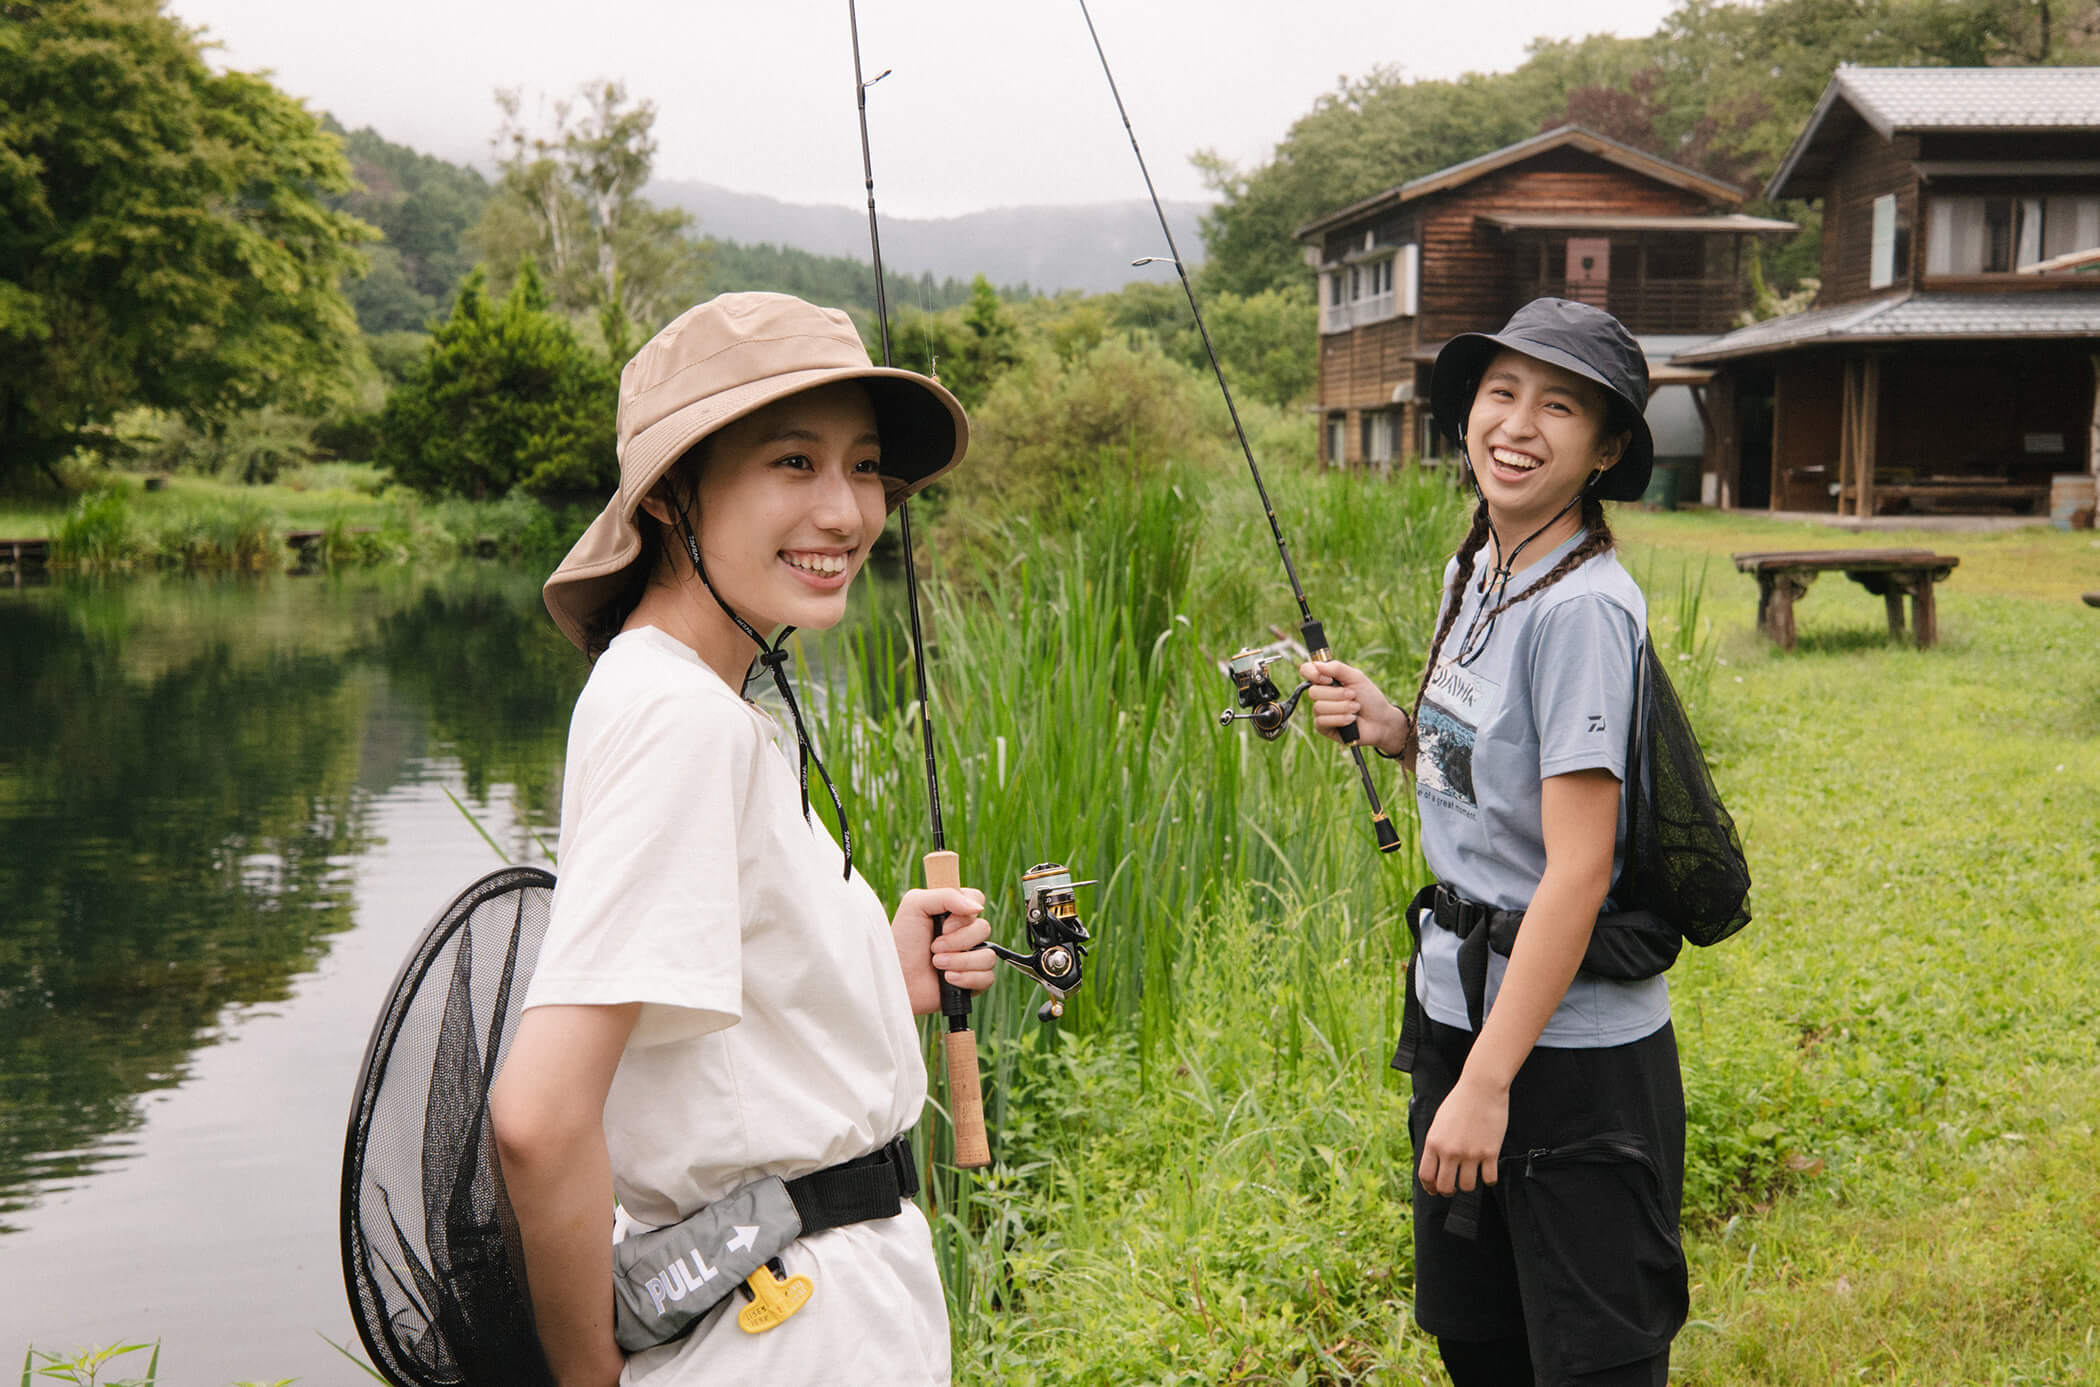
[328,122,491,333]
[317,125,1020,336]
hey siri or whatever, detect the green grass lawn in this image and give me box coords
[928,491,2100,1385]
[1,467,585,570]
[1619,511,2100,1385]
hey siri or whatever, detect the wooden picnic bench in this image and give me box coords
[1733,549,1960,650]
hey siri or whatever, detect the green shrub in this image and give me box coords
[49,488,142,569]
[375,264,617,501]
[364,329,434,385]
[953,337,1213,529]
[143,497,279,570]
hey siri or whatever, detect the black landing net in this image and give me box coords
[339,866,558,1387]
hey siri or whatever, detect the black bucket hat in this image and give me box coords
[1429,297,1654,503]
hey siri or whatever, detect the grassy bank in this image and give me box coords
[1,467,589,572]
[801,475,2100,1384]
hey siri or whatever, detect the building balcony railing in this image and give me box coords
[1320,291,1398,335]
[1511,276,1743,335]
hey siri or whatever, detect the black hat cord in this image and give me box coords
[1452,428,1600,668]
[669,499,853,880]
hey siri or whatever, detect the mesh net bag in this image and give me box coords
[1623,643,1752,948]
[340,866,559,1387]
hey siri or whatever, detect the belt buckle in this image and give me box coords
[889,1134,919,1199]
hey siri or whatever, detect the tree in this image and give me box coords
[375,264,617,500]
[0,0,376,480]
[474,81,702,348]
[1194,66,1545,298]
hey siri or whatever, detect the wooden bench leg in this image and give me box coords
[1764,571,1813,650]
[1883,589,1907,642]
[1885,573,1938,649]
[1912,576,1938,649]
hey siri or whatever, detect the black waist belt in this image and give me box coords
[1389,883,1681,1075]
[787,1132,919,1235]
[1391,882,1515,1076]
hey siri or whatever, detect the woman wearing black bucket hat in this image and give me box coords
[1301,298,1687,1387]
[490,293,998,1387]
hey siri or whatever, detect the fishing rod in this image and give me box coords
[849,0,989,1170]
[1075,0,1401,855]
[849,3,1097,1173]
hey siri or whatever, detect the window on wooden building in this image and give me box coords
[1869,194,1911,289]
[1325,413,1346,467]
[1928,194,2100,274]
[1361,410,1398,465]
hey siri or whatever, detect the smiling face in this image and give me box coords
[666,380,888,637]
[1465,348,1629,540]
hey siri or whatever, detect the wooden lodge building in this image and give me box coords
[1295,125,1795,500]
[1675,67,2100,516]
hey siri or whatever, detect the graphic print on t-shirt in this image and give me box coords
[1415,656,1497,815]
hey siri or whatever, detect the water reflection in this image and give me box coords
[0,569,582,1230]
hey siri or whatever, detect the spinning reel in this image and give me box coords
[1217,646,1310,741]
[988,863,1094,1022]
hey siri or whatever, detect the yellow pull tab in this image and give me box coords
[737,1261,814,1334]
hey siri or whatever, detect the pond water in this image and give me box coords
[0,566,870,1381]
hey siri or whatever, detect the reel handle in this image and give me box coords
[925,849,990,1169]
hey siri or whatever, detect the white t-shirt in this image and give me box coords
[525,626,948,1386]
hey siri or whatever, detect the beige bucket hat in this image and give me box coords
[542,291,968,652]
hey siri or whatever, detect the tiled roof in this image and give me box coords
[1293,125,1744,242]
[1835,66,2100,133]
[1673,291,2100,362]
[1765,66,2100,199]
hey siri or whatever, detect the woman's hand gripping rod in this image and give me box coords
[923,847,989,1167]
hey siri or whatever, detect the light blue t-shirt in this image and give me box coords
[1414,531,1670,1048]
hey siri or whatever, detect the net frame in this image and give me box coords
[339,866,559,1387]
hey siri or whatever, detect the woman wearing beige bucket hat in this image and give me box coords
[489,292,997,1386]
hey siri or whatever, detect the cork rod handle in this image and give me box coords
[924,849,990,1169]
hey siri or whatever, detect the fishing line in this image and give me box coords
[1074,0,1401,853]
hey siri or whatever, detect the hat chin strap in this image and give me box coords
[1460,429,1596,614]
[670,501,853,880]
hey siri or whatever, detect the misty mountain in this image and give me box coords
[647,179,1210,296]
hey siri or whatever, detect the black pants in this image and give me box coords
[1409,1017,1687,1387]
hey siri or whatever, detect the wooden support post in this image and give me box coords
[1838,360,1855,515]
[1859,355,1880,520]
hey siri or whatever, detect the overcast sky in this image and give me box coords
[167,0,1682,219]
